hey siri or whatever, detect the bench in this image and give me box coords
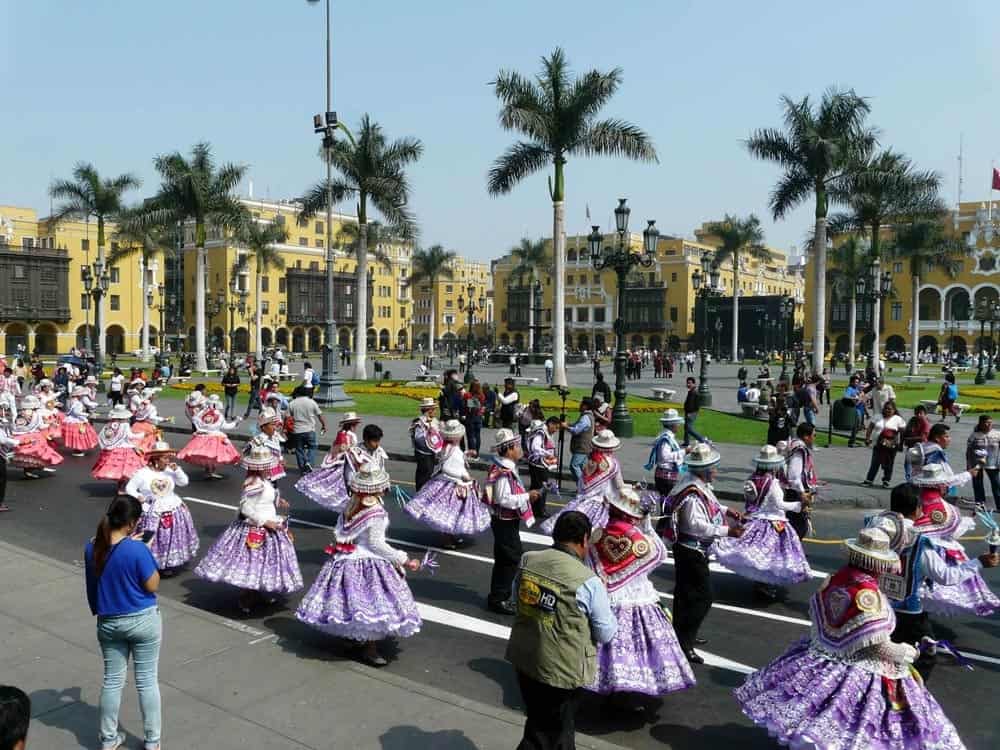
[194,369,221,378]
[513,376,539,385]
[276,373,296,382]
[952,366,970,373]
[415,373,438,382]
[902,375,932,384]
[741,402,768,419]
[920,399,970,417]
[403,380,439,388]
[171,376,191,384]
[651,387,676,401]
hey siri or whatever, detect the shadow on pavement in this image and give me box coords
[29,686,102,749]
[467,657,521,710]
[650,721,775,749]
[380,725,481,749]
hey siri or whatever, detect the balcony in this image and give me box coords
[624,279,665,289]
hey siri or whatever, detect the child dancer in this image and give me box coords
[62,386,100,457]
[296,465,422,666]
[587,485,695,701]
[92,405,146,494]
[10,395,63,479]
[295,412,362,508]
[126,440,198,573]
[297,421,387,513]
[177,394,241,479]
[194,442,303,613]
[251,407,286,483]
[131,394,168,453]
[404,419,490,547]
[713,445,812,600]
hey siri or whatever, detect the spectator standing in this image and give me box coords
[221,366,240,420]
[543,356,554,386]
[505,511,616,749]
[562,398,594,488]
[862,402,907,487]
[682,377,708,446]
[936,373,960,422]
[301,361,317,398]
[244,360,262,419]
[287,387,327,473]
[85,496,162,750]
[844,375,866,447]
[591,372,611,405]
[871,377,897,417]
[0,685,30,750]
[967,415,1000,511]
[800,375,820,427]
[108,368,125,408]
[497,378,520,429]
[462,379,486,457]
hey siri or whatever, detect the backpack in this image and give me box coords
[311,371,320,387]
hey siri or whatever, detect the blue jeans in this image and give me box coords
[684,412,707,446]
[294,430,317,471]
[97,606,162,749]
[545,367,553,385]
[467,416,483,454]
[570,452,588,489]
[224,392,237,419]
[803,406,816,426]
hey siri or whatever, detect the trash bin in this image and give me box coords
[831,398,858,431]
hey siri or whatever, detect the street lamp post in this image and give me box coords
[226,276,249,357]
[82,266,93,355]
[855,260,892,373]
[975,302,989,384]
[713,317,722,362]
[691,250,721,408]
[587,198,659,438]
[83,261,111,381]
[152,283,166,354]
[989,302,1000,381]
[763,314,771,357]
[779,295,794,383]
[458,283,486,384]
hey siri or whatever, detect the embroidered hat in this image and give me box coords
[659,408,683,425]
[529,419,545,432]
[187,391,206,405]
[752,444,785,468]
[241,441,279,472]
[71,386,89,397]
[864,511,912,553]
[130,378,146,387]
[108,405,132,420]
[419,397,437,411]
[146,440,176,459]
[20,395,42,411]
[607,484,647,518]
[207,394,223,406]
[910,462,955,487]
[349,465,392,498]
[85,375,98,384]
[684,442,721,469]
[844,527,900,573]
[37,379,53,388]
[339,411,361,426]
[592,429,621,451]
[257,407,282,427]
[441,419,465,440]
[493,428,519,451]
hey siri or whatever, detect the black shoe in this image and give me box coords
[881,480,890,489]
[487,600,516,616]
[694,637,708,645]
[684,648,704,665]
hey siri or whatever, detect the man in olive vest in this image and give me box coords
[561,398,594,491]
[506,511,617,749]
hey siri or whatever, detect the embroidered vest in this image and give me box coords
[879,535,932,615]
[590,519,662,592]
[672,481,725,553]
[483,463,525,520]
[744,473,774,515]
[914,491,961,539]
[780,441,816,492]
[810,565,894,656]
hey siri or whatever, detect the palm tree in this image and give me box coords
[488,47,658,387]
[299,115,422,380]
[49,164,141,363]
[830,150,941,365]
[826,236,872,367]
[336,220,399,270]
[510,237,550,351]
[891,215,966,374]
[235,216,289,357]
[109,218,176,360]
[129,143,247,371]
[702,214,767,362]
[408,245,456,356]
[746,88,876,372]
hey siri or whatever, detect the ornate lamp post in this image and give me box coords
[446,317,454,366]
[83,260,111,379]
[458,283,486,384]
[855,259,892,372]
[763,314,771,356]
[587,198,659,438]
[227,275,249,355]
[779,295,794,383]
[405,317,414,359]
[713,317,723,362]
[975,301,989,384]
[152,283,167,353]
[82,266,94,355]
[691,250,721,407]
[989,302,1000,381]
[204,292,224,356]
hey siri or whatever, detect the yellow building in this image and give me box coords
[801,200,1000,360]
[0,205,168,357]
[492,225,804,355]
[410,257,492,352]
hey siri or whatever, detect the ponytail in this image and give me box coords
[93,496,142,576]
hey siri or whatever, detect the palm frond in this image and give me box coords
[487,141,550,196]
[576,119,658,162]
[769,168,813,220]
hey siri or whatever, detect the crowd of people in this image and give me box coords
[3,351,1000,750]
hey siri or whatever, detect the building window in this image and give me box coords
[891,302,903,321]
[345,303,353,318]
[262,301,270,314]
[278,278,286,293]
[309,261,319,271]
[80,266,88,281]
[110,267,120,283]
[81,239,90,251]
[315,221,324,234]
[261,276,269,292]
[315,239,324,248]
[670,307,678,323]
[567,274,575,285]
[593,308,606,323]
[278,301,286,314]
[671,272,677,282]
[893,262,903,273]
[445,300,453,308]
[110,295,121,311]
[299,237,308,246]
[577,308,589,322]
[400,307,407,318]
[445,285,453,293]
[81,294,90,310]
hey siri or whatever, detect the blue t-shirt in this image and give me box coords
[845,385,865,414]
[85,538,158,617]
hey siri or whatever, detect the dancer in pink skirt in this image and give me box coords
[11,395,64,479]
[126,440,198,573]
[92,405,146,494]
[62,386,99,457]
[177,395,241,479]
[194,442,303,613]
[131,394,168,454]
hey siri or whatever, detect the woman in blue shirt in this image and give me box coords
[85,496,162,750]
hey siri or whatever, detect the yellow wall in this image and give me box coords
[410,256,491,349]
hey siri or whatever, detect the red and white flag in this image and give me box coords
[992,167,1000,191]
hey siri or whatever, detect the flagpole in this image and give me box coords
[991,160,994,222]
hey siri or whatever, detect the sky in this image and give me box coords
[3,0,999,262]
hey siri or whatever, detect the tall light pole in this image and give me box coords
[692,250,721,407]
[587,198,659,438]
[83,261,110,380]
[855,259,892,373]
[459,283,486,384]
[779,295,794,383]
[989,302,1000,381]
[308,0,350,403]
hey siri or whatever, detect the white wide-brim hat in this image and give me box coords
[659,408,683,425]
[339,411,361,426]
[108,405,133,420]
[146,440,176,459]
[607,484,647,518]
[241,443,279,472]
[419,397,437,411]
[494,428,519,451]
[910,462,954,487]
[864,511,912,554]
[592,429,621,451]
[71,386,88,397]
[845,527,900,573]
[752,444,785,468]
[441,419,465,440]
[529,419,545,432]
[257,407,281,427]
[20,395,42,410]
[350,465,392,499]
[685,442,721,468]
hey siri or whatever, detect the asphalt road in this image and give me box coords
[3,447,998,750]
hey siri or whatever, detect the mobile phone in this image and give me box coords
[141,530,155,544]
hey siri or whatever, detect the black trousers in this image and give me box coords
[516,671,580,750]
[654,477,675,535]
[0,459,7,504]
[672,543,713,651]
[783,490,810,539]
[414,452,436,491]
[866,446,897,483]
[891,610,936,683]
[489,516,522,605]
[528,465,549,516]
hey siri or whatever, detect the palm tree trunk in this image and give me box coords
[428,293,437,360]
[552,198,567,387]
[871,257,882,372]
[255,270,263,357]
[848,292,858,368]
[141,281,151,360]
[95,217,106,366]
[353,220,369,379]
[731,252,739,362]
[909,274,920,375]
[811,200,828,374]
[195,227,208,371]
[528,284,535,353]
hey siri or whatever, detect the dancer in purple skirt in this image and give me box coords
[541,429,624,535]
[404,419,490,548]
[251,406,287,483]
[713,444,812,601]
[126,440,198,574]
[296,419,386,513]
[194,442,303,614]
[296,464,422,667]
[735,526,968,750]
[586,484,695,702]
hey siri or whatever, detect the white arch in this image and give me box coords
[971,282,1000,299]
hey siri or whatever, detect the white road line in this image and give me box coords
[181,495,1000,671]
